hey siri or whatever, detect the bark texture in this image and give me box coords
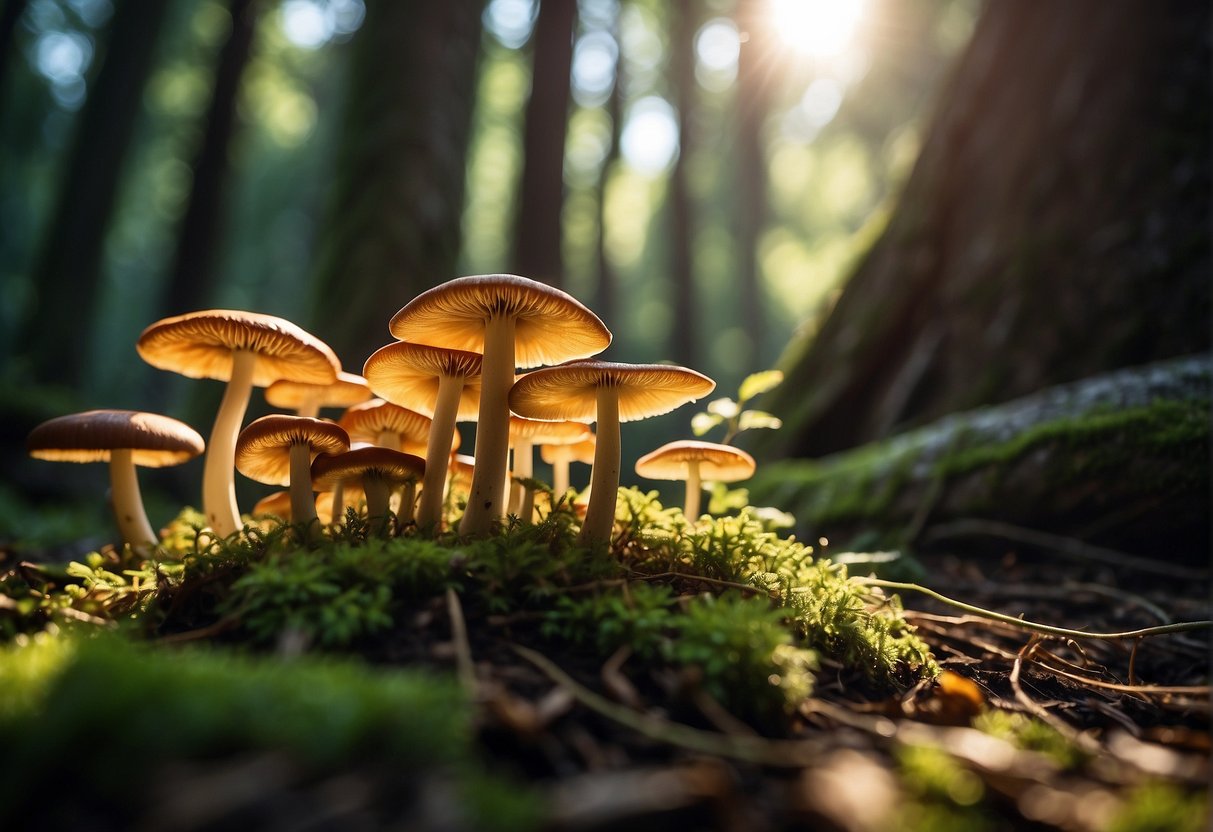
[758,1,1211,460]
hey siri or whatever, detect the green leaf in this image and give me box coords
[738,410,783,432]
[691,412,723,436]
[738,370,784,404]
[706,397,740,419]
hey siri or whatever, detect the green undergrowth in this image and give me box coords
[0,629,538,830]
[1,488,935,727]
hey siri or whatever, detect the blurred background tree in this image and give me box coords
[1,0,1203,546]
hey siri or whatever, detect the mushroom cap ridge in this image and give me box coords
[635,440,756,482]
[509,360,716,423]
[363,342,483,419]
[27,409,205,467]
[388,275,611,369]
[235,415,350,485]
[137,309,340,387]
[311,446,425,490]
[265,371,372,410]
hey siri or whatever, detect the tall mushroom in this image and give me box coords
[541,436,597,495]
[312,447,425,536]
[265,371,372,418]
[363,341,482,531]
[509,361,715,545]
[634,440,756,520]
[137,310,340,537]
[27,410,204,550]
[234,415,350,535]
[388,275,611,537]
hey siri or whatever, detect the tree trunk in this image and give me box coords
[0,0,29,114]
[512,0,577,288]
[160,0,260,316]
[666,0,697,366]
[592,35,622,333]
[748,355,1211,561]
[308,0,483,366]
[759,0,1210,460]
[18,0,171,387]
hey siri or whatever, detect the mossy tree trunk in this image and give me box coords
[308,0,483,365]
[758,1,1210,460]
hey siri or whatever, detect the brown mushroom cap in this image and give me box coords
[252,490,293,519]
[235,415,350,485]
[635,440,756,482]
[508,416,593,445]
[540,437,597,465]
[311,446,426,490]
[363,342,483,419]
[136,309,340,387]
[509,361,716,422]
[388,275,611,368]
[339,399,435,449]
[27,410,205,467]
[265,371,372,411]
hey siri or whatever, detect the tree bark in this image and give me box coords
[592,34,622,333]
[160,0,260,316]
[759,1,1211,460]
[0,0,29,114]
[512,0,577,288]
[308,0,483,365]
[18,0,171,387]
[666,0,697,366]
[748,355,1211,561]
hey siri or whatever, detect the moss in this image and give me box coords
[1106,782,1210,832]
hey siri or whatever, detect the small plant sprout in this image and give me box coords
[137,310,341,537]
[312,447,425,536]
[389,275,611,537]
[26,409,204,550]
[509,360,715,545]
[634,440,756,520]
[264,371,372,418]
[363,341,483,532]
[691,369,784,445]
[234,415,350,536]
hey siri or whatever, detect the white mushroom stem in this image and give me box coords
[289,442,318,530]
[461,315,515,536]
[579,386,620,546]
[400,480,417,524]
[331,481,346,524]
[552,456,570,495]
[204,349,256,537]
[508,438,534,515]
[363,474,392,535]
[295,396,321,419]
[109,448,157,548]
[377,430,401,451]
[417,373,463,530]
[683,461,703,520]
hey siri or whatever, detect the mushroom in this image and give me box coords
[312,447,425,536]
[634,440,756,520]
[137,310,340,537]
[338,398,434,454]
[312,442,373,526]
[509,361,715,545]
[234,415,350,535]
[252,490,293,522]
[388,275,611,536]
[506,417,593,519]
[264,371,372,418]
[26,409,204,550]
[540,436,597,496]
[363,341,482,531]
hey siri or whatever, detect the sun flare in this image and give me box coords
[768,0,867,58]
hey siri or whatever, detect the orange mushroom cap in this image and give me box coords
[634,440,756,482]
[234,415,350,486]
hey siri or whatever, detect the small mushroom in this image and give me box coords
[264,371,372,418]
[634,440,756,520]
[540,436,597,496]
[389,275,611,536]
[363,342,482,531]
[509,361,715,545]
[338,398,435,454]
[234,415,349,535]
[252,490,293,522]
[27,410,204,550]
[506,417,593,518]
[312,447,425,535]
[137,310,340,537]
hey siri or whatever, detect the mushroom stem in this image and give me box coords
[684,461,702,520]
[109,448,157,549]
[377,430,401,451]
[204,349,256,537]
[578,387,620,546]
[331,481,345,525]
[363,475,392,536]
[417,374,463,530]
[552,458,570,496]
[460,314,515,536]
[400,480,417,525]
[520,485,536,522]
[289,442,318,533]
[508,438,534,514]
[295,397,321,419]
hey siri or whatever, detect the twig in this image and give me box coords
[1010,638,1101,755]
[156,615,240,644]
[1029,654,1211,697]
[856,578,1212,640]
[923,519,1210,580]
[446,587,477,695]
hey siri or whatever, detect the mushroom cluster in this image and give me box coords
[28,273,721,550]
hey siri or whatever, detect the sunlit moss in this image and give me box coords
[1107,783,1210,832]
